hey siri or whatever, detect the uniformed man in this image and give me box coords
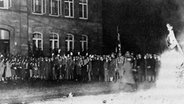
[81,56,88,81]
[154,54,161,80]
[104,58,109,82]
[116,52,125,82]
[10,59,16,80]
[21,60,26,80]
[87,57,92,81]
[91,56,99,81]
[146,54,154,82]
[136,54,143,82]
[121,51,135,87]
[40,58,45,80]
[76,57,82,81]
[109,53,116,82]
[98,57,104,81]
[0,59,5,81]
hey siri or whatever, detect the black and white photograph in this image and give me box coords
[0,0,184,104]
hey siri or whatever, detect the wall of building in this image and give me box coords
[0,0,103,56]
[0,0,28,55]
[28,15,103,55]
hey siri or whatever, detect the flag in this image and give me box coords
[116,26,121,53]
[166,24,177,49]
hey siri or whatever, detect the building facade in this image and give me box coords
[0,0,103,56]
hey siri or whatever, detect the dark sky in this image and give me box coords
[102,0,184,54]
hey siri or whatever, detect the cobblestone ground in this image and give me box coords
[0,79,149,104]
[31,88,184,104]
[0,81,112,104]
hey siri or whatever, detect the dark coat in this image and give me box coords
[121,58,135,84]
[109,58,116,77]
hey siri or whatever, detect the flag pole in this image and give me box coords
[117,26,121,54]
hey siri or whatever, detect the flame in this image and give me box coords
[156,50,183,89]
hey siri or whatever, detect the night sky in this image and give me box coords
[102,0,184,55]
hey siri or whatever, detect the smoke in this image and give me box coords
[148,0,184,52]
[175,0,184,23]
[173,0,184,48]
[103,0,184,54]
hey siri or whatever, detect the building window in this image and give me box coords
[80,35,88,52]
[32,32,43,50]
[0,29,9,40]
[64,0,74,18]
[49,0,61,16]
[32,0,46,14]
[49,33,59,50]
[0,29,10,55]
[79,0,88,19]
[0,0,12,9]
[65,34,74,52]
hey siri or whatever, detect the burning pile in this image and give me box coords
[156,50,184,89]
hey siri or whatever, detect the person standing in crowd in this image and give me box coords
[87,57,92,81]
[0,59,5,81]
[104,58,109,82]
[146,54,153,82]
[130,53,136,69]
[75,57,82,81]
[61,56,67,80]
[29,59,34,79]
[54,58,60,80]
[40,58,45,80]
[99,57,105,81]
[91,56,99,81]
[33,61,39,79]
[109,53,116,82]
[16,59,21,80]
[36,58,41,80]
[68,57,74,80]
[116,52,124,82]
[73,57,77,81]
[21,60,26,80]
[71,58,76,80]
[25,59,30,80]
[2,59,6,82]
[49,58,54,80]
[5,60,12,81]
[58,56,63,80]
[52,58,58,80]
[81,56,88,82]
[14,58,19,80]
[140,54,147,82]
[57,57,61,80]
[45,58,52,80]
[136,54,144,83]
[65,55,70,80]
[130,53,138,83]
[150,54,156,82]
[121,51,135,88]
[45,58,49,80]
[50,57,54,80]
[11,60,16,80]
[154,54,161,81]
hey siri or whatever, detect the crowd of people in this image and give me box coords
[0,51,161,86]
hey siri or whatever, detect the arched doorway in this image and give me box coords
[0,29,10,55]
